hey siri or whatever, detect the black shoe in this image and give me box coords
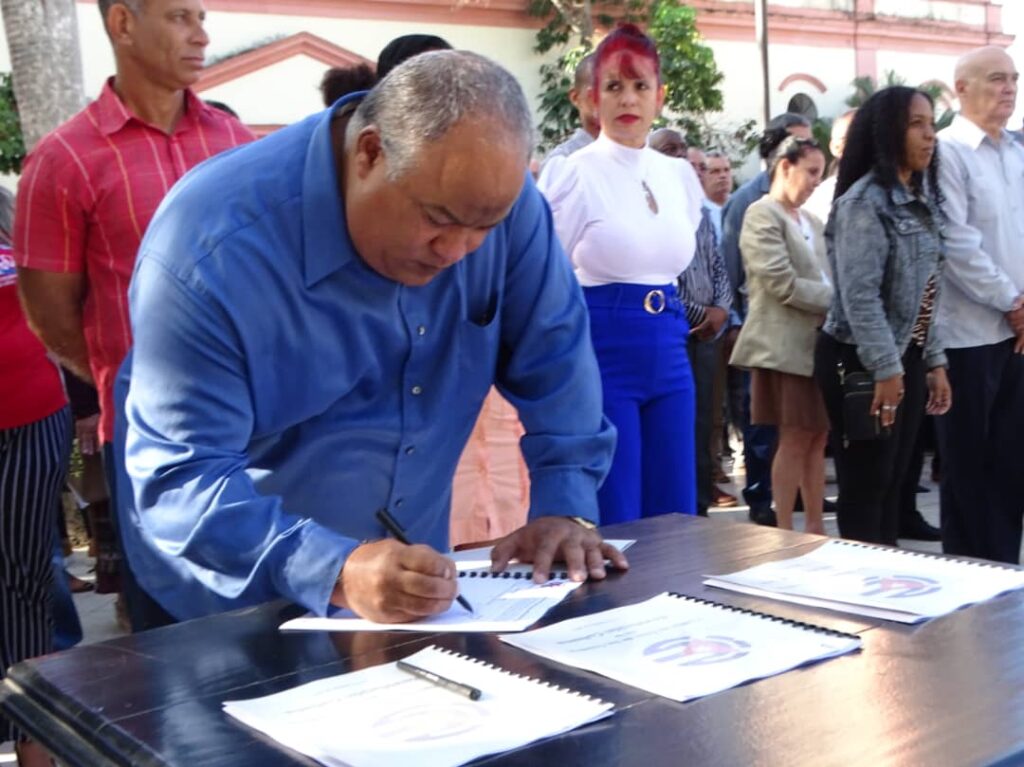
[899,510,941,541]
[749,507,777,527]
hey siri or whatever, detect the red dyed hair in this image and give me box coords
[592,23,661,103]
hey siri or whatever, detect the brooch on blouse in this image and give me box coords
[641,180,659,215]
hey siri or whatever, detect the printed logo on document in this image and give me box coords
[643,635,751,666]
[861,575,940,598]
[372,702,487,742]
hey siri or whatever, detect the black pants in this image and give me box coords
[936,339,1024,564]
[1,406,70,743]
[102,443,177,632]
[814,333,925,545]
[688,335,718,516]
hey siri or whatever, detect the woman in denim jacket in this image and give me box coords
[814,86,952,545]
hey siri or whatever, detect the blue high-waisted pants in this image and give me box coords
[584,283,696,524]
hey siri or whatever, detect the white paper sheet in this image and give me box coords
[704,539,1024,623]
[223,645,613,767]
[281,570,582,633]
[501,593,860,702]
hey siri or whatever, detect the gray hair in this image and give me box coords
[98,0,143,20]
[0,187,15,246]
[347,50,534,180]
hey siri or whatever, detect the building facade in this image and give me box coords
[0,1,1014,154]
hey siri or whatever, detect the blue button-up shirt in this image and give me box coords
[115,96,614,621]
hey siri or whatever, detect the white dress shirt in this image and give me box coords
[538,132,703,286]
[803,174,837,226]
[936,114,1024,348]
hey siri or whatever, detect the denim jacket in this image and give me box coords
[823,172,947,380]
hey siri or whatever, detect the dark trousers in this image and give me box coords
[936,339,1024,564]
[688,335,719,516]
[102,443,177,632]
[815,333,925,545]
[738,371,775,512]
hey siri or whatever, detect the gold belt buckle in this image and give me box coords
[643,289,666,315]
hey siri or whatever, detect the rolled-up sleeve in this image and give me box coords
[124,255,357,617]
[495,182,616,525]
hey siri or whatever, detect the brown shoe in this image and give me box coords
[713,487,738,507]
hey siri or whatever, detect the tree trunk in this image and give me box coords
[1,0,86,150]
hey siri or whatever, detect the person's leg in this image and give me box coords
[980,343,1024,562]
[936,344,1001,559]
[50,534,83,651]
[772,427,807,531]
[641,379,697,519]
[597,397,643,525]
[687,336,716,516]
[585,296,646,525]
[102,442,177,632]
[799,430,830,535]
[0,407,70,760]
[814,333,894,543]
[879,349,927,546]
[741,372,777,516]
[710,343,728,480]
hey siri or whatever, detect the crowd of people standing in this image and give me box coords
[2,3,1023,764]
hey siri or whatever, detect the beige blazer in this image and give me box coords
[729,196,833,377]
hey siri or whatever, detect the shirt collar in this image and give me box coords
[301,91,364,287]
[757,170,771,194]
[886,181,916,207]
[94,77,207,136]
[947,112,1015,150]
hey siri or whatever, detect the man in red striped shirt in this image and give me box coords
[14,0,253,631]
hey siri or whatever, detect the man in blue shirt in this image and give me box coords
[115,51,624,627]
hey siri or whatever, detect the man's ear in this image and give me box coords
[106,3,136,46]
[353,127,385,179]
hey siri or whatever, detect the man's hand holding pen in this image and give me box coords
[330,539,459,623]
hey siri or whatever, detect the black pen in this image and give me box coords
[397,659,482,701]
[375,508,475,614]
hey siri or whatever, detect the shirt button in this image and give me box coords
[405,446,416,455]
[417,325,427,336]
[411,385,423,395]
[394,498,404,508]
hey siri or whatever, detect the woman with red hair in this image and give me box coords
[539,24,703,523]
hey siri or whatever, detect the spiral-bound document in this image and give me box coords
[280,563,583,633]
[501,592,861,702]
[223,645,613,767]
[704,539,1024,623]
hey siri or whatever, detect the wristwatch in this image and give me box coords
[566,515,598,531]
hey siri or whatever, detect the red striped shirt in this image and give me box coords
[13,79,255,442]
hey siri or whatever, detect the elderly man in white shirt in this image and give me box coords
[935,45,1024,564]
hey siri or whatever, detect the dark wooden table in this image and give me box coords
[3,514,1024,766]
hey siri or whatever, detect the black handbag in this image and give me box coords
[838,362,891,444]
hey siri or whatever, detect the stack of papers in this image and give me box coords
[501,592,861,702]
[224,645,613,767]
[704,539,1024,623]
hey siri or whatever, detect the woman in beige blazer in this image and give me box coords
[730,136,832,534]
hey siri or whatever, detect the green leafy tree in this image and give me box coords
[846,70,954,131]
[528,0,646,151]
[530,0,749,161]
[0,72,25,174]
